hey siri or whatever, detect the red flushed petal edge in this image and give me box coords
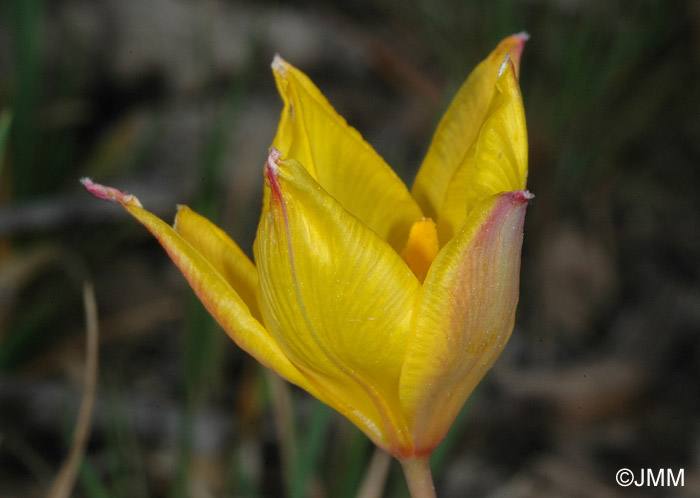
[264,148,283,201]
[507,31,529,78]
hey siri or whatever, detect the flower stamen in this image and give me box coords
[400,219,439,283]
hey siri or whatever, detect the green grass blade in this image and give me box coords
[0,110,12,170]
[290,400,332,498]
[9,0,42,198]
[79,460,112,498]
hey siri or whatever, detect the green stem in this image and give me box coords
[400,456,436,498]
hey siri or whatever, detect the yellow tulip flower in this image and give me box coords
[83,33,531,494]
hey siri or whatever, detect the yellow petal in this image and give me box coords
[411,33,528,220]
[80,178,317,395]
[399,190,532,454]
[271,56,423,250]
[254,150,420,455]
[174,205,262,321]
[436,55,528,244]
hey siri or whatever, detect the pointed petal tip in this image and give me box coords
[500,190,534,212]
[265,147,282,183]
[265,147,284,203]
[271,54,288,75]
[80,177,142,207]
[509,189,534,203]
[514,31,530,42]
[513,32,529,59]
[502,32,529,76]
[267,147,281,172]
[173,204,187,230]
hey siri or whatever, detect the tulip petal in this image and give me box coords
[81,178,318,395]
[271,56,423,250]
[436,55,528,244]
[411,33,528,220]
[254,151,420,454]
[399,190,532,454]
[174,205,262,320]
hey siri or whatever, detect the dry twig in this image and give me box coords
[355,447,392,498]
[46,282,99,498]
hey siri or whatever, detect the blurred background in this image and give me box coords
[1,0,699,497]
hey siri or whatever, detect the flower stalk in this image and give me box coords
[401,457,436,498]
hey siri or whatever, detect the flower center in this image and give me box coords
[400,218,439,283]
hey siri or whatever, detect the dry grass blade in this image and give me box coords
[46,281,99,498]
[355,447,392,498]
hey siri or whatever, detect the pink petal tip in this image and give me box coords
[264,148,283,202]
[515,31,530,42]
[508,190,535,203]
[507,32,529,74]
[80,177,142,208]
